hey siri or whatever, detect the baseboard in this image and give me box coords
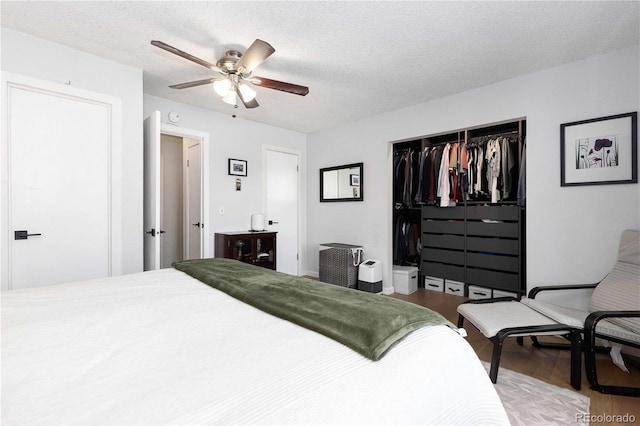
[302,270,319,279]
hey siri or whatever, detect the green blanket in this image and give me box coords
[172,258,456,361]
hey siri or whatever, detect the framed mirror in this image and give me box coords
[320,162,363,202]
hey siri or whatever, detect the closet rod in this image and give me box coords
[466,130,520,144]
[394,148,412,154]
[423,140,460,148]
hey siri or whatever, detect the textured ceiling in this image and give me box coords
[1,1,638,134]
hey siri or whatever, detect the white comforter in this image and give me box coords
[2,268,508,425]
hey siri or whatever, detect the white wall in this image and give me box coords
[143,95,308,267]
[306,46,640,293]
[1,28,144,275]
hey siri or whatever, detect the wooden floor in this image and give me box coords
[388,289,640,426]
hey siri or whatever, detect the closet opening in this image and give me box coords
[391,118,527,298]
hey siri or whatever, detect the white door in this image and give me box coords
[143,111,162,270]
[5,78,117,289]
[186,140,202,259]
[265,148,299,275]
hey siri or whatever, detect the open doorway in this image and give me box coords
[160,134,203,268]
[144,111,211,270]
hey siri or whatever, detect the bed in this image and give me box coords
[2,259,509,425]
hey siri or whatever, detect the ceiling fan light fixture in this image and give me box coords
[213,78,232,97]
[238,82,257,102]
[153,39,310,109]
[222,86,237,105]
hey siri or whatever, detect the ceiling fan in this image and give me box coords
[151,39,309,109]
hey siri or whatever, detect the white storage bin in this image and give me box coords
[392,266,418,295]
[493,289,518,299]
[444,280,464,296]
[424,276,444,292]
[468,285,492,300]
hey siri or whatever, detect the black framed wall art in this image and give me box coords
[560,112,637,186]
[228,158,248,176]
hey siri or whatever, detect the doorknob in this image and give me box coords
[192,222,202,228]
[14,230,42,240]
[145,229,166,237]
[268,220,279,225]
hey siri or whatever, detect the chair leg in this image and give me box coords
[584,322,640,396]
[457,314,465,328]
[568,330,582,390]
[585,345,640,397]
[489,336,503,384]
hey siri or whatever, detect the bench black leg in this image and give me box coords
[489,335,503,384]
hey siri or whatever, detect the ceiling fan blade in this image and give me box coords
[237,89,259,109]
[250,76,309,96]
[235,39,275,74]
[169,77,217,90]
[151,40,227,74]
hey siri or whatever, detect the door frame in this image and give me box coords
[1,72,122,290]
[262,145,301,275]
[161,124,211,259]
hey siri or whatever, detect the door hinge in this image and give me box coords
[297,253,299,260]
[187,160,190,167]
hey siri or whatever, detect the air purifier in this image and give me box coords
[251,213,265,231]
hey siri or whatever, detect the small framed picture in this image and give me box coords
[350,174,360,186]
[560,112,637,186]
[228,158,248,176]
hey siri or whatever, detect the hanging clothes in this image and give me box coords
[393,212,421,266]
[486,138,501,203]
[429,145,444,203]
[449,143,460,205]
[410,149,421,205]
[414,146,431,205]
[438,143,452,207]
[500,137,515,199]
[475,144,485,197]
[393,151,406,209]
[462,133,524,202]
[403,150,414,208]
[517,139,527,206]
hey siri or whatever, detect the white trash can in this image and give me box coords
[358,259,382,293]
